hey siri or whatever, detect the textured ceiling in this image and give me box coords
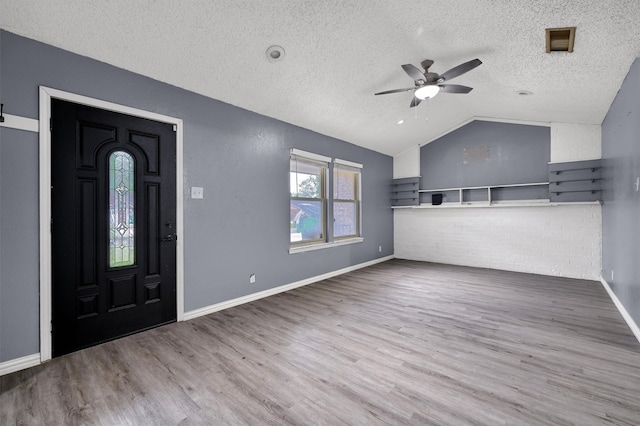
[1,0,640,156]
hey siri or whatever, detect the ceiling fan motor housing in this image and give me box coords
[423,72,440,85]
[420,59,434,70]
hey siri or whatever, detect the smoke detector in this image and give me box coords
[266,45,285,62]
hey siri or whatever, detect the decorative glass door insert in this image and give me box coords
[109,151,135,267]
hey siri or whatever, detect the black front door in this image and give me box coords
[51,99,177,357]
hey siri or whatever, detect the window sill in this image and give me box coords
[289,237,363,254]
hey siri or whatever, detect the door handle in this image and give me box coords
[161,233,177,242]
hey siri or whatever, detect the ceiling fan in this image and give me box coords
[374,58,482,108]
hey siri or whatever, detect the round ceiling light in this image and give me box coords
[414,85,440,100]
[266,45,285,62]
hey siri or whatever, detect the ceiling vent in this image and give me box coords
[546,27,576,53]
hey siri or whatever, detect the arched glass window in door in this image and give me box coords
[109,151,135,267]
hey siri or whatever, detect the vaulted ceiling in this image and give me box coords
[1,0,639,156]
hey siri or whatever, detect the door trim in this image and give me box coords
[39,86,184,362]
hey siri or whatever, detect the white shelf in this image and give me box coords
[392,200,601,209]
[415,182,549,206]
[418,182,549,193]
[392,180,601,208]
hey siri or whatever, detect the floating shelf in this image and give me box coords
[391,177,420,206]
[548,159,602,202]
[391,160,604,207]
[392,200,601,209]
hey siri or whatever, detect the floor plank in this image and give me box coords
[2,259,640,425]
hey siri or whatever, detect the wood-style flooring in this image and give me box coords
[2,259,640,425]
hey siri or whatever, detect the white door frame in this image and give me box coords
[39,87,185,362]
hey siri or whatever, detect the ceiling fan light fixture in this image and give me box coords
[414,85,440,100]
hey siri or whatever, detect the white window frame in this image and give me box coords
[289,149,329,248]
[333,158,363,241]
[289,150,363,254]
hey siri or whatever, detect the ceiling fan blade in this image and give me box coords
[439,84,473,94]
[374,87,416,96]
[410,96,422,108]
[401,64,426,83]
[439,58,482,82]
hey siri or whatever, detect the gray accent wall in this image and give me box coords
[602,57,640,326]
[0,128,41,361]
[420,120,550,189]
[0,30,393,362]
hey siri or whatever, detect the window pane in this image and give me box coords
[333,201,357,237]
[109,151,135,267]
[290,200,323,242]
[334,169,356,200]
[290,159,322,198]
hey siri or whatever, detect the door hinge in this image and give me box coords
[50,117,53,132]
[172,124,177,132]
[50,321,54,334]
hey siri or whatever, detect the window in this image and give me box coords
[109,151,135,267]
[290,150,329,245]
[289,149,363,253]
[333,159,362,239]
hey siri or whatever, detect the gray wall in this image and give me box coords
[419,120,550,204]
[420,120,550,189]
[0,30,393,362]
[602,57,640,326]
[0,127,40,361]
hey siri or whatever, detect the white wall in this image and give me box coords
[550,123,601,163]
[393,145,420,179]
[394,204,601,280]
[393,121,603,280]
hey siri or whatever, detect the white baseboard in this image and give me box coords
[184,255,394,321]
[0,353,41,376]
[0,257,394,376]
[600,277,640,344]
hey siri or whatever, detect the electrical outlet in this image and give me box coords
[378,245,382,253]
[249,273,256,284]
[191,186,204,199]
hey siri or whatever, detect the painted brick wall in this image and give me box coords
[393,145,420,179]
[394,204,601,280]
[550,123,601,163]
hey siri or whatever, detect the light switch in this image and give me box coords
[191,187,204,199]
